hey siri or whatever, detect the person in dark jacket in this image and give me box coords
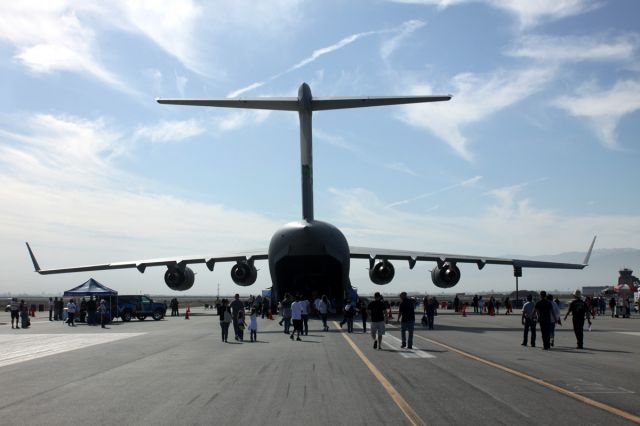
[397,292,416,349]
[564,290,591,349]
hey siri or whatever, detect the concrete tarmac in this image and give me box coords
[0,309,638,425]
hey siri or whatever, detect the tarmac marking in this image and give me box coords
[333,321,427,426]
[617,332,640,337]
[351,323,433,358]
[0,333,146,369]
[415,334,640,424]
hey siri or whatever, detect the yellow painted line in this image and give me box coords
[415,334,640,425]
[332,321,426,426]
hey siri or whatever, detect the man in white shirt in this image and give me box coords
[67,299,77,327]
[290,295,304,341]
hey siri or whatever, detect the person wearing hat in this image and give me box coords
[564,289,592,349]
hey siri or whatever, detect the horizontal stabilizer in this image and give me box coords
[156,95,452,112]
[311,95,451,111]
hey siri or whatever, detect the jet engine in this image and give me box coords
[164,266,195,291]
[231,261,257,286]
[431,262,460,288]
[369,260,395,285]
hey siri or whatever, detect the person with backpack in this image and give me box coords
[564,289,592,349]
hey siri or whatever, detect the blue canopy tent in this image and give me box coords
[63,278,118,323]
[63,278,118,297]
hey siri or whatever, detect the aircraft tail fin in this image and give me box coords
[25,242,41,272]
[582,236,597,266]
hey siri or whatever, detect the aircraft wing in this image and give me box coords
[349,236,596,271]
[25,243,268,275]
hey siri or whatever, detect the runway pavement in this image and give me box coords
[0,309,638,425]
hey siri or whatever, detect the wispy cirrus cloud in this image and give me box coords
[552,80,640,149]
[228,20,426,98]
[390,0,597,29]
[134,119,205,143]
[508,34,639,63]
[399,67,555,160]
[387,175,482,207]
[212,110,272,132]
[380,20,426,61]
[0,2,135,94]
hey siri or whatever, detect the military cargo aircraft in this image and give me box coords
[26,83,595,303]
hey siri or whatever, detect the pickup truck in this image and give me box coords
[117,295,166,322]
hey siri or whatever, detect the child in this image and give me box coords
[248,308,258,342]
[237,310,246,341]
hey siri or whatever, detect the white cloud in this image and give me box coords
[391,0,596,29]
[552,80,640,149]
[0,112,282,293]
[134,119,205,143]
[508,34,639,63]
[212,110,271,132]
[0,2,133,94]
[380,20,426,61]
[329,186,637,257]
[175,72,189,96]
[399,67,555,160]
[229,20,423,97]
[387,175,482,208]
[384,162,422,177]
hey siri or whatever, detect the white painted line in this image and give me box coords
[0,333,146,368]
[383,334,435,359]
[616,332,640,336]
[351,322,433,358]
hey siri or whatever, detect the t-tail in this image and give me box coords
[157,83,451,221]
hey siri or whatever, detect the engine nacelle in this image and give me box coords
[431,262,461,288]
[369,260,395,285]
[164,266,195,291]
[231,261,257,286]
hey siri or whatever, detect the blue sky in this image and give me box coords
[1,0,639,296]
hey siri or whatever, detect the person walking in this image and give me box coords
[564,290,591,349]
[397,292,416,349]
[98,299,108,328]
[300,297,310,336]
[290,295,304,341]
[56,297,64,321]
[425,297,437,330]
[48,297,54,321]
[521,294,536,347]
[319,295,329,332]
[248,308,258,342]
[20,300,30,329]
[535,291,553,350]
[547,294,561,347]
[10,297,20,329]
[217,299,231,342]
[87,296,97,326]
[230,294,244,341]
[280,293,292,334]
[341,299,355,333]
[67,299,77,327]
[358,298,368,333]
[368,292,386,350]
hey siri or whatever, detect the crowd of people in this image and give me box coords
[8,296,111,329]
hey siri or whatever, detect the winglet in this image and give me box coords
[582,236,597,266]
[25,242,41,272]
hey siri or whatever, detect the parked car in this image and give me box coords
[116,295,166,322]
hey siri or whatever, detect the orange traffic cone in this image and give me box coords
[185,305,190,320]
[268,309,273,320]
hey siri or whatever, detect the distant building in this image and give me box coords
[582,286,608,296]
